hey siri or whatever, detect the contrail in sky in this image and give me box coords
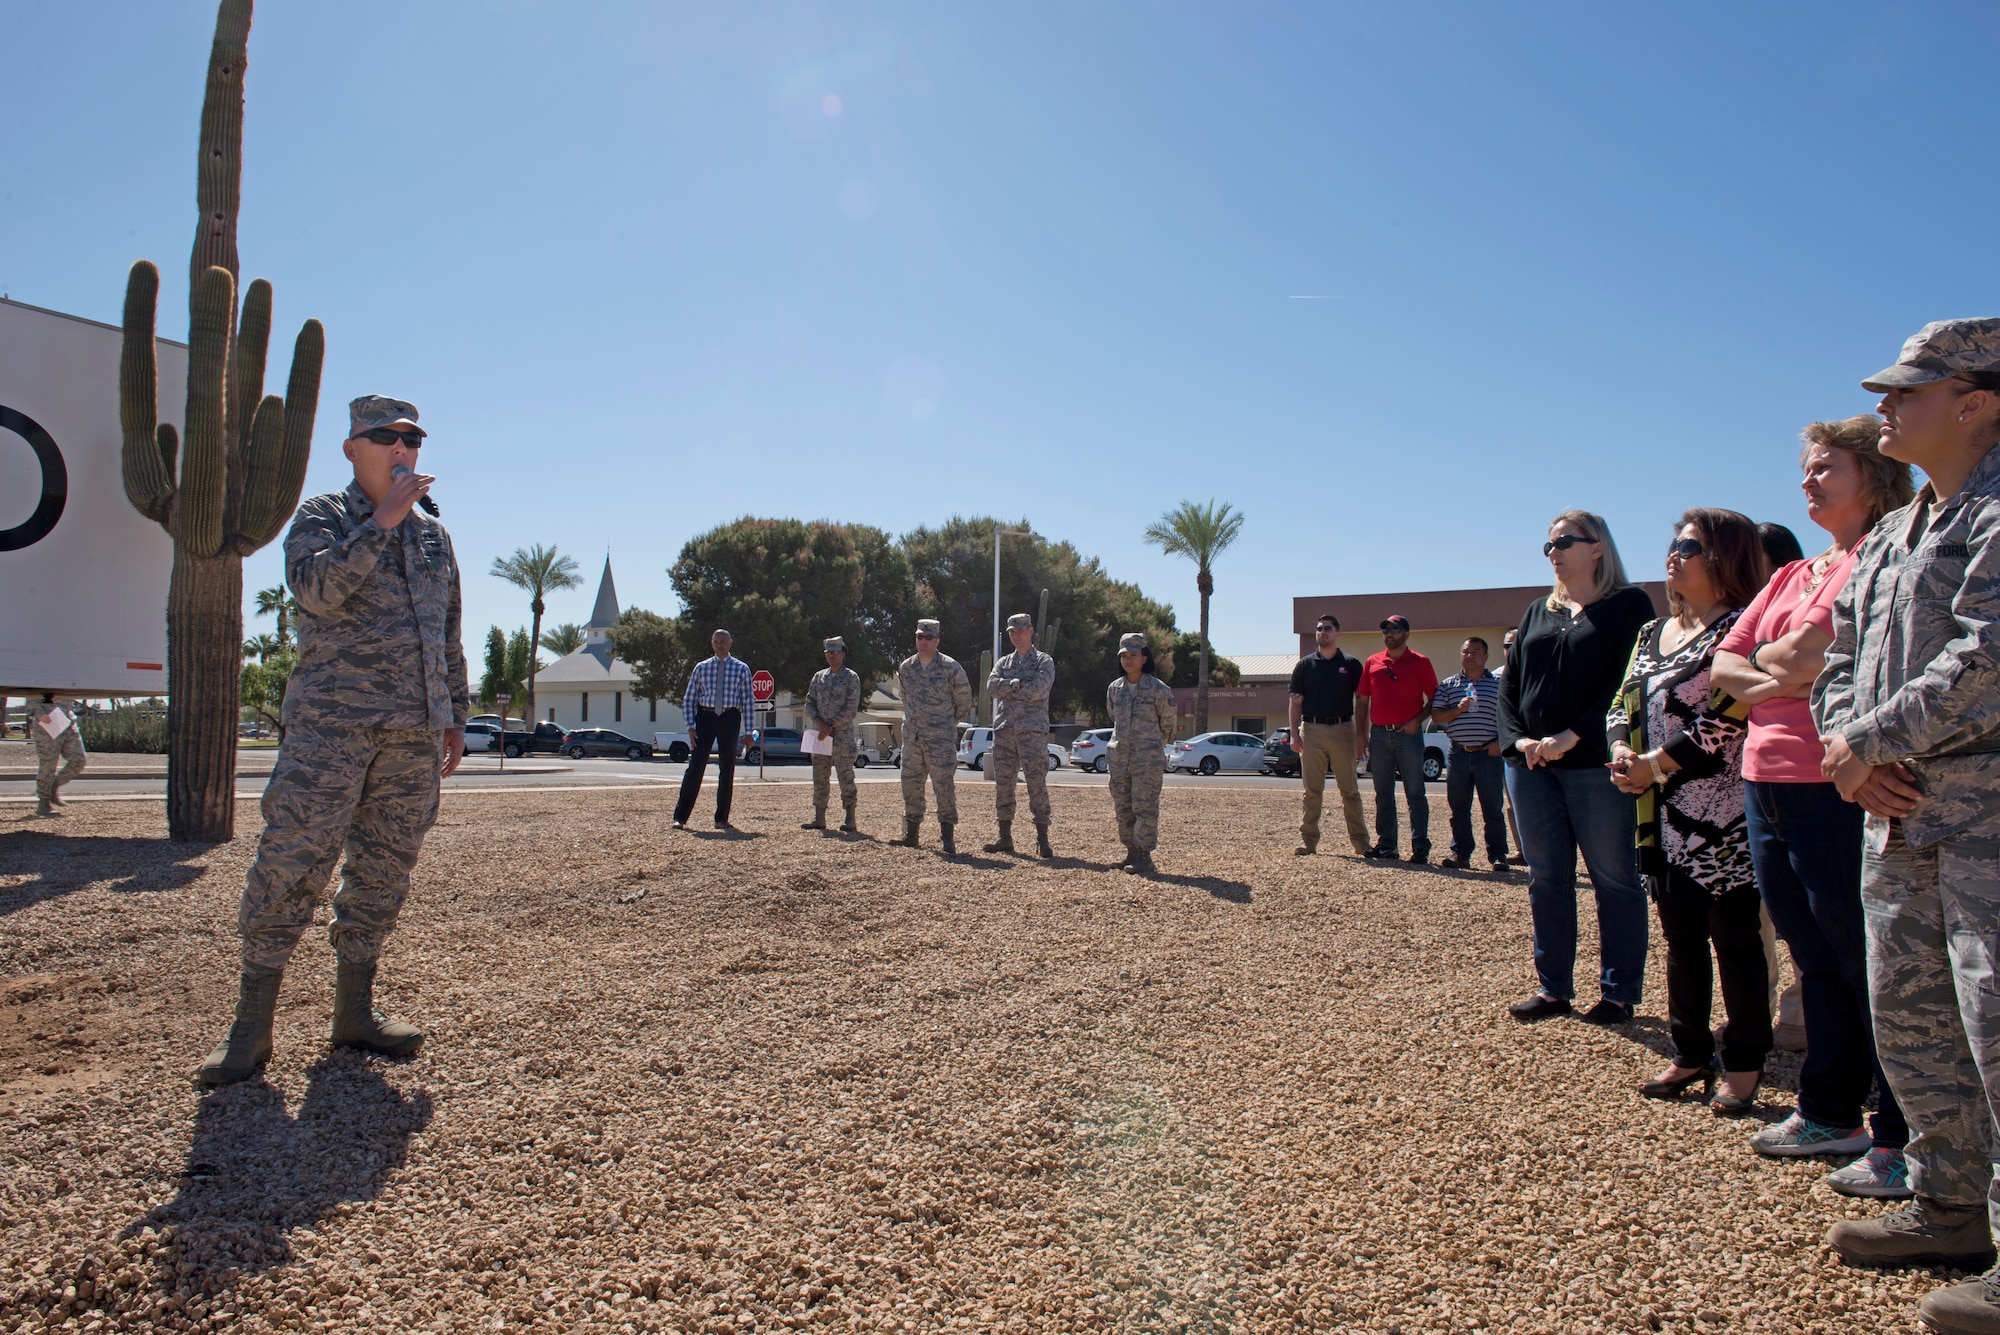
[1288,295,1344,300]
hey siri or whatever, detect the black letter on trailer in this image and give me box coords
[0,406,67,551]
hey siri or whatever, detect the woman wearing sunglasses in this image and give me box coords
[1711,417,1914,1191]
[1608,511,1769,1112]
[1499,511,1656,1025]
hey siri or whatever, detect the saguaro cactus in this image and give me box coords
[120,0,323,842]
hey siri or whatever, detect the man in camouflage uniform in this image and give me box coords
[802,636,862,834]
[198,395,468,1087]
[1107,632,1177,875]
[1813,320,2000,1334]
[28,693,86,817]
[984,612,1058,858]
[890,619,972,853]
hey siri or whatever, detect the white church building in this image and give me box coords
[532,559,685,737]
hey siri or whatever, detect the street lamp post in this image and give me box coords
[992,526,1034,665]
[495,693,511,774]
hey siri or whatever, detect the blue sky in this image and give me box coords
[7,1,1997,662]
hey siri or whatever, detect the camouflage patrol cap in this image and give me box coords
[1119,632,1147,652]
[1862,319,2000,393]
[348,394,424,437]
[823,636,847,652]
[1006,613,1034,630]
[916,619,941,637]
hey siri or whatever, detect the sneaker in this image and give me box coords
[1827,1146,1915,1200]
[1918,1268,2000,1334]
[1578,999,1634,1026]
[1826,1198,1995,1270]
[1750,1111,1871,1159]
[1362,845,1396,860]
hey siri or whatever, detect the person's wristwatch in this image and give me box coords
[1748,641,1771,673]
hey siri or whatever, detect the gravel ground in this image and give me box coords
[0,782,1947,1333]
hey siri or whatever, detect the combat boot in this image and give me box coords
[801,807,827,830]
[890,818,923,848]
[1826,1198,1995,1270]
[1035,824,1054,858]
[939,821,957,856]
[196,971,281,1086]
[331,961,425,1058]
[1115,845,1136,869]
[1920,1268,2000,1334]
[1124,850,1156,876]
[982,820,1015,854]
[840,803,859,834]
[36,800,59,818]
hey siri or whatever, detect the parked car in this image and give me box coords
[1353,730,1453,783]
[468,714,526,731]
[499,721,569,759]
[462,721,500,753]
[1262,730,1299,777]
[744,728,805,765]
[1169,731,1272,775]
[652,732,691,762]
[562,728,655,760]
[1069,728,1115,772]
[956,726,1064,771]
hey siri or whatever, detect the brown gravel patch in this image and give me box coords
[0,782,1940,1332]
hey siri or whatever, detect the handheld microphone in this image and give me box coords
[391,463,441,516]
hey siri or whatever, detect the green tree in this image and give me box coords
[1165,631,1241,688]
[254,585,296,650]
[240,646,295,743]
[505,629,535,716]
[1143,500,1244,734]
[900,516,1176,724]
[242,632,282,663]
[489,544,582,725]
[540,622,585,657]
[478,626,508,708]
[609,608,689,707]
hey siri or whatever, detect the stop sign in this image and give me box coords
[751,669,775,703]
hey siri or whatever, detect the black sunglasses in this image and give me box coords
[1667,537,1706,560]
[1542,534,1599,556]
[358,428,425,448]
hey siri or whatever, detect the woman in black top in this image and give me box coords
[1498,509,1656,1025]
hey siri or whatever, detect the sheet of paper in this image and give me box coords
[38,708,71,739]
[801,728,833,756]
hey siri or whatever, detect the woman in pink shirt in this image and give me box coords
[1712,415,1915,1196]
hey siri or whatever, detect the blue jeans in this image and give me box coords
[1503,762,1649,1006]
[1446,746,1508,860]
[1747,779,1908,1148]
[1369,725,1430,854]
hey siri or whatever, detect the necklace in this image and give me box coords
[1803,548,1840,595]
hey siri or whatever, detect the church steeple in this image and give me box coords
[585,557,619,644]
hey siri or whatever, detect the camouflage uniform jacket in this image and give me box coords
[898,652,973,736]
[806,666,862,739]
[1814,444,2000,848]
[988,648,1055,732]
[282,480,470,733]
[1106,674,1176,771]
[27,698,78,752]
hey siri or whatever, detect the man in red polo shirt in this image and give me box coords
[1355,614,1439,862]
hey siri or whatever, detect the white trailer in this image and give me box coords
[0,297,184,697]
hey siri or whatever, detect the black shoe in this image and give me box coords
[1579,999,1634,1027]
[1438,852,1471,870]
[1408,848,1430,865]
[1363,845,1396,860]
[1509,993,1571,1022]
[1710,1072,1764,1116]
[1640,1067,1717,1100]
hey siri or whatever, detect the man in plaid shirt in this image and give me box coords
[674,629,756,830]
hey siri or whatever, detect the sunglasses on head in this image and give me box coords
[1667,537,1706,560]
[358,428,424,448]
[1542,534,1599,556]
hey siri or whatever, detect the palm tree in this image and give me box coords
[1143,499,1244,735]
[254,585,297,650]
[490,545,582,725]
[540,622,586,657]
[243,632,282,663]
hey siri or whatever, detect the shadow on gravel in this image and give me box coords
[0,832,210,916]
[123,1053,432,1301]
[1147,872,1253,904]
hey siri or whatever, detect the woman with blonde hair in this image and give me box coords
[1713,416,1916,1194]
[1497,511,1658,1025]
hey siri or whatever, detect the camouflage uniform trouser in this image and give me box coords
[900,727,959,823]
[990,727,1051,825]
[35,731,86,806]
[239,724,442,975]
[1109,761,1163,853]
[1865,818,2000,1225]
[811,749,857,811]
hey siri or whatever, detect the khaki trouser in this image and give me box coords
[1299,721,1367,853]
[988,728,1051,825]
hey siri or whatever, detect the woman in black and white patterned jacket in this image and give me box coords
[1607,508,1770,1114]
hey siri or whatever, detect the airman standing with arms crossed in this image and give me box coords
[1107,632,1177,875]
[891,619,973,853]
[802,635,862,834]
[984,612,1058,858]
[28,692,87,817]
[198,395,467,1086]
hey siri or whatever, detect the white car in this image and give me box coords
[1355,730,1455,783]
[1168,731,1272,775]
[461,721,499,753]
[956,726,1063,772]
[1069,728,1115,772]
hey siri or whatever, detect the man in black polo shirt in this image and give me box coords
[1288,613,1368,856]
